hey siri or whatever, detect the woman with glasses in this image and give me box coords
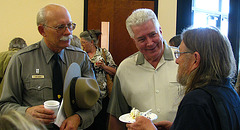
[80,29,117,130]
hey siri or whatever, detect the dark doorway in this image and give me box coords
[84,0,158,65]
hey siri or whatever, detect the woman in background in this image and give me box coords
[70,35,82,49]
[0,110,47,130]
[80,29,117,130]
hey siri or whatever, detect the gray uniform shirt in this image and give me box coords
[0,39,101,129]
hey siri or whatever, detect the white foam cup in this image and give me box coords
[44,100,60,116]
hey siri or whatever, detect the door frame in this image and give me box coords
[83,0,159,30]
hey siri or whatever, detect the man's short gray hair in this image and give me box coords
[36,7,46,26]
[36,4,66,26]
[126,8,160,38]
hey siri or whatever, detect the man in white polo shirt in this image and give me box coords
[107,8,184,130]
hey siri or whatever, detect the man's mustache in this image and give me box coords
[60,35,73,41]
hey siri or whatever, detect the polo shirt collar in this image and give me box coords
[136,40,174,65]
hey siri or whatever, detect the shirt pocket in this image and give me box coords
[24,78,52,105]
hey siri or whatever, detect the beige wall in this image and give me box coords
[159,0,177,43]
[0,0,177,52]
[0,0,84,52]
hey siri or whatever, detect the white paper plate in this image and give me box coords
[119,112,157,123]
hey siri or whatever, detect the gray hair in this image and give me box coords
[126,8,160,38]
[79,30,102,47]
[0,110,47,130]
[9,37,27,50]
[169,34,181,47]
[182,26,236,94]
[36,4,67,26]
[36,6,46,26]
[71,35,82,48]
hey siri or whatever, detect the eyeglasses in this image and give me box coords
[174,49,193,59]
[44,23,76,33]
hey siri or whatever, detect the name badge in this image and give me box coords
[32,75,44,79]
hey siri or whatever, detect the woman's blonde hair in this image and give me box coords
[0,110,47,130]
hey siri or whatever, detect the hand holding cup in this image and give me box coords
[95,60,105,68]
[44,100,60,116]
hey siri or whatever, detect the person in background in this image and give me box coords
[0,4,101,130]
[169,34,181,47]
[0,110,47,130]
[107,8,183,130]
[126,27,240,130]
[71,35,82,49]
[80,29,117,130]
[235,71,240,96]
[0,37,27,97]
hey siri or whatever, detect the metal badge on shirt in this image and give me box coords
[32,69,44,79]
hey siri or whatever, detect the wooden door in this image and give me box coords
[84,0,158,65]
